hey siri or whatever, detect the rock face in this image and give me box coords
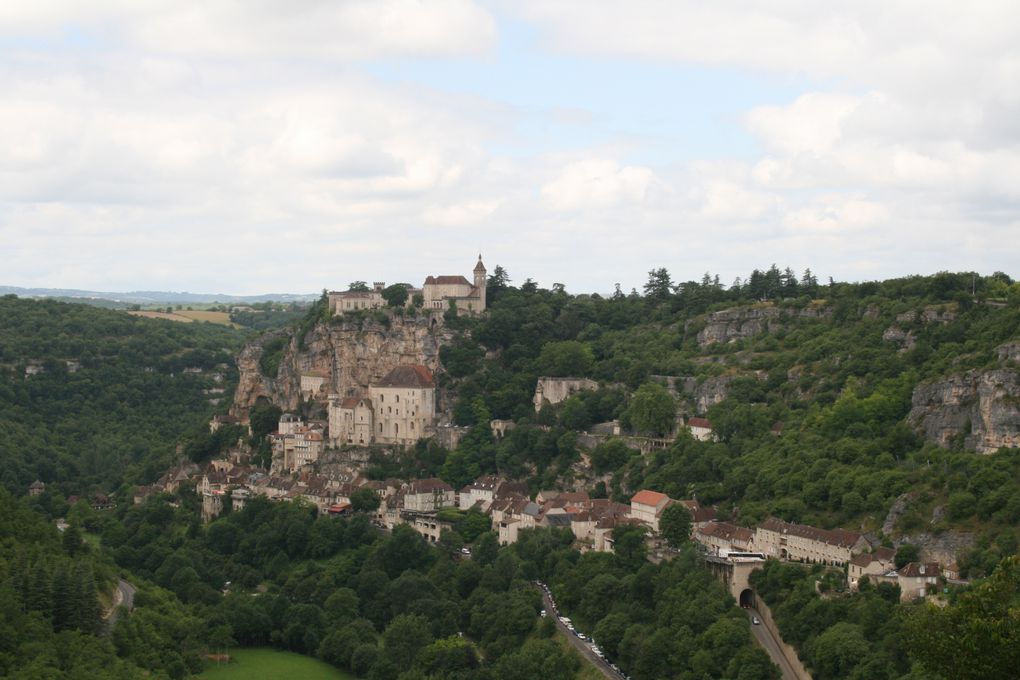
[908,367,1020,453]
[680,373,766,413]
[693,304,831,346]
[882,326,916,350]
[897,531,975,566]
[231,314,452,418]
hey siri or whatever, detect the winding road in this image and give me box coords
[103,578,136,632]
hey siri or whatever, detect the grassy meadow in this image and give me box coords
[201,648,356,679]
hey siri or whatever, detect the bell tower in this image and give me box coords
[473,254,487,313]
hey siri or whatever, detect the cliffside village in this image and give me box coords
[130,257,965,606]
[133,446,959,603]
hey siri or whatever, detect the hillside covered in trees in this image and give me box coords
[0,295,247,498]
[4,266,1020,679]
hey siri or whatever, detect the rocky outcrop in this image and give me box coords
[693,304,831,346]
[908,368,1020,453]
[896,531,975,566]
[882,326,916,350]
[231,314,452,418]
[896,307,956,324]
[997,341,1020,364]
[680,373,766,413]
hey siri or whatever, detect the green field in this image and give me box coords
[201,648,356,679]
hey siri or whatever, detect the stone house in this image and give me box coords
[694,521,755,555]
[629,489,671,532]
[755,517,869,565]
[459,475,501,510]
[328,284,387,314]
[849,547,897,589]
[686,417,715,441]
[403,478,456,512]
[897,562,942,601]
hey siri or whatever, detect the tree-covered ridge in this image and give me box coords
[419,268,1020,571]
[0,295,246,496]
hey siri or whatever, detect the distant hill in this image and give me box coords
[0,285,319,305]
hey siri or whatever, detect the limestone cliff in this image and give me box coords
[692,303,831,346]
[907,356,1020,453]
[231,314,452,418]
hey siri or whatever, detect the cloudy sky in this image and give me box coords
[1,1,1018,295]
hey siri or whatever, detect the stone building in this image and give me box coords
[755,517,869,566]
[368,365,436,445]
[329,256,487,316]
[328,283,387,314]
[327,365,437,447]
[533,377,599,412]
[422,256,487,314]
[328,396,375,446]
[629,489,671,532]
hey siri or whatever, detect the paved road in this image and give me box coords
[746,607,799,680]
[103,578,136,632]
[537,584,623,680]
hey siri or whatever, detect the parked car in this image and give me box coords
[752,616,760,625]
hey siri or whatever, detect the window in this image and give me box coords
[395,395,399,403]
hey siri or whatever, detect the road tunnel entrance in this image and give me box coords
[739,588,755,608]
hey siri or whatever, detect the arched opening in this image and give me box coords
[739,589,755,609]
[780,548,789,560]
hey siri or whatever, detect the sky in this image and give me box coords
[1,1,1018,295]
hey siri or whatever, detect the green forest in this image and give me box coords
[2,265,1020,678]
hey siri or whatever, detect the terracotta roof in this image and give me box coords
[340,397,360,409]
[687,417,713,429]
[375,365,435,388]
[631,489,669,508]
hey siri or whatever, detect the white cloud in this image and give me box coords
[541,158,666,211]
[1,2,1018,294]
[0,0,497,60]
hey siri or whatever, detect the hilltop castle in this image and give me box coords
[328,255,487,315]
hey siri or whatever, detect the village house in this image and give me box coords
[694,521,755,556]
[686,417,715,442]
[755,517,869,565]
[629,489,671,532]
[896,562,942,600]
[403,478,456,512]
[328,283,388,314]
[848,547,897,589]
